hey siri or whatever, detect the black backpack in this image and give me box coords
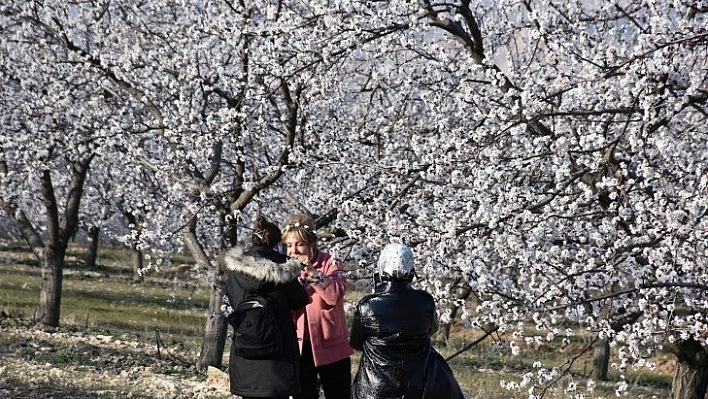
[230,291,283,359]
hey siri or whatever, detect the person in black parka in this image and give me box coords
[224,215,309,399]
[350,243,465,399]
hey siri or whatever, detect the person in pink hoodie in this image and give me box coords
[282,213,353,399]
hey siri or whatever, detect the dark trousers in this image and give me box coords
[293,340,351,399]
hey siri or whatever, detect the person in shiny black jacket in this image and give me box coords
[349,243,465,399]
[224,215,309,399]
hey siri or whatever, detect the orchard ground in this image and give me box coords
[0,243,673,398]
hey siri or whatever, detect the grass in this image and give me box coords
[0,244,211,370]
[1,264,208,344]
[0,242,675,399]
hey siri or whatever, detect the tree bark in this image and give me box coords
[37,159,92,327]
[85,225,100,270]
[196,267,229,371]
[184,219,229,371]
[132,247,144,283]
[591,338,610,381]
[38,169,65,327]
[671,338,708,399]
[38,245,66,326]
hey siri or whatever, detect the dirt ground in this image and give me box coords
[0,321,231,399]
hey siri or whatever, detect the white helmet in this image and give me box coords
[378,243,414,280]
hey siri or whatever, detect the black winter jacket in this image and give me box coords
[224,245,309,397]
[350,280,464,399]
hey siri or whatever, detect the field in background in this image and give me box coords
[0,242,673,398]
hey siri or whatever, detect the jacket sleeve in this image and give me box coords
[284,279,310,310]
[311,257,347,306]
[225,273,241,308]
[224,272,243,326]
[349,302,364,351]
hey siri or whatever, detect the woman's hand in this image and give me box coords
[299,267,324,288]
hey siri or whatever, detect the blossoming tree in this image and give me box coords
[266,1,708,397]
[1,0,359,371]
[2,1,707,397]
[0,4,123,326]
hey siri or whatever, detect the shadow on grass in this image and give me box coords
[64,284,208,311]
[0,376,154,399]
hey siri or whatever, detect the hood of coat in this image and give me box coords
[224,245,302,284]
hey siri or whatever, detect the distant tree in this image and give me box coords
[83,225,100,270]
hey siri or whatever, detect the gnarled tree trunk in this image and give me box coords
[184,218,230,371]
[671,338,708,399]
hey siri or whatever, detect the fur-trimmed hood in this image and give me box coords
[224,245,302,284]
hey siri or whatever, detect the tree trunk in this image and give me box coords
[591,311,640,381]
[436,304,460,347]
[37,159,92,327]
[38,246,66,326]
[196,256,229,371]
[183,219,230,371]
[671,338,708,399]
[85,225,100,270]
[122,212,145,282]
[435,277,472,347]
[132,247,144,283]
[197,285,229,371]
[437,322,451,347]
[591,338,610,381]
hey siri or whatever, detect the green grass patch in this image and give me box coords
[0,244,210,350]
[0,264,43,319]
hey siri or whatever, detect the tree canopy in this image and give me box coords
[2,1,707,396]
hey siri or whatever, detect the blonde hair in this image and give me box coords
[282,213,317,246]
